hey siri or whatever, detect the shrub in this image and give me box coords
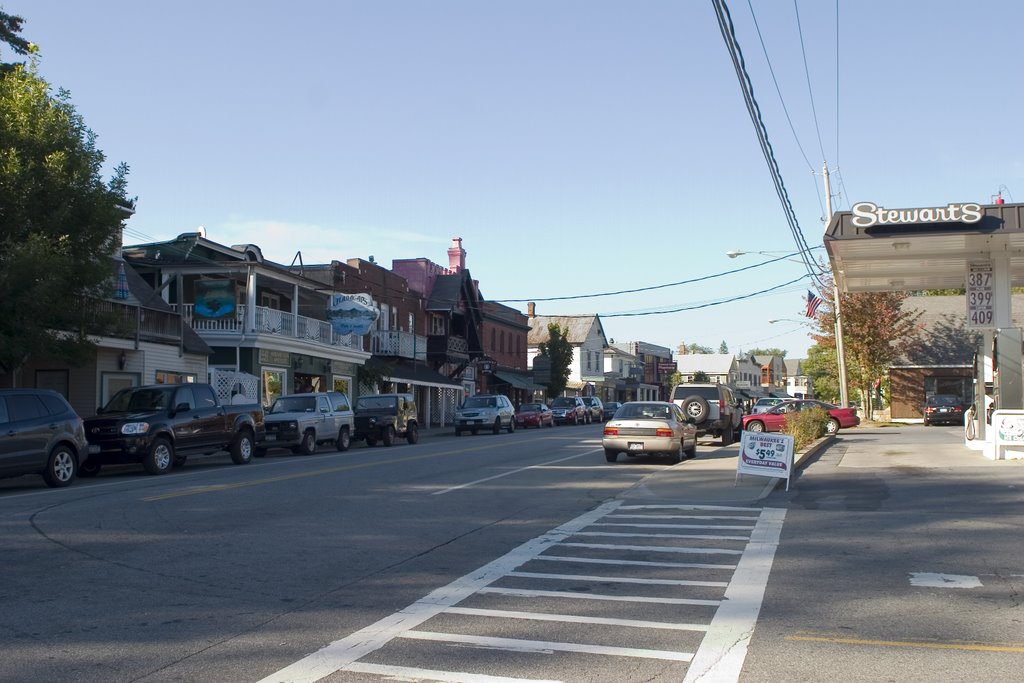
[783,406,829,451]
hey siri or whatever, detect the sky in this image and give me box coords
[8,1,1023,359]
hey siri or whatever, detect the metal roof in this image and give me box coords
[825,202,1024,293]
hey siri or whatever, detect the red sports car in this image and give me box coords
[515,402,555,428]
[742,399,859,435]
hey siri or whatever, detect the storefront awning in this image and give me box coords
[366,358,462,390]
[493,370,544,392]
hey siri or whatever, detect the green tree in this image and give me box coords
[537,323,573,398]
[718,340,729,353]
[683,342,713,354]
[1,9,32,72]
[747,347,787,358]
[692,370,710,383]
[803,343,838,403]
[0,61,133,379]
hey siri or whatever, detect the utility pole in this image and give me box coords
[823,162,850,407]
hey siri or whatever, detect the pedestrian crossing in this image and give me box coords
[258,500,785,683]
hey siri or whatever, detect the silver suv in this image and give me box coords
[261,391,354,455]
[671,383,742,445]
[455,394,516,436]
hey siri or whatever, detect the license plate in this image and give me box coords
[265,434,276,441]
[938,407,949,412]
[628,442,644,451]
[88,444,100,454]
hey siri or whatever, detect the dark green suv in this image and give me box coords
[353,393,420,447]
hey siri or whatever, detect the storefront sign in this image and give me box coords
[851,201,983,228]
[194,280,237,319]
[967,262,995,328]
[327,293,379,336]
[259,349,290,366]
[737,431,795,491]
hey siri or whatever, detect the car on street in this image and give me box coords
[0,388,88,488]
[353,393,420,446]
[923,394,967,426]
[454,394,516,435]
[751,397,787,414]
[742,399,860,435]
[549,396,587,425]
[515,402,555,428]
[602,401,622,421]
[260,391,354,455]
[580,396,604,422]
[602,401,697,463]
[670,382,742,444]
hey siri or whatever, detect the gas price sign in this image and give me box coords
[737,431,794,490]
[967,262,995,329]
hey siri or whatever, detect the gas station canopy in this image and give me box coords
[825,201,1024,293]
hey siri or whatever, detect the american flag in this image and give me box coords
[805,290,822,317]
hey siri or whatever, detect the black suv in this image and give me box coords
[0,389,88,487]
[353,393,419,446]
[671,383,742,445]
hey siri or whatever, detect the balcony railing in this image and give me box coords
[371,330,428,361]
[427,334,469,360]
[95,300,182,344]
[178,304,361,349]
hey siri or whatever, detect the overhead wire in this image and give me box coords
[793,0,829,165]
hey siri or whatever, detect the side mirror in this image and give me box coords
[95,406,105,415]
[174,402,190,414]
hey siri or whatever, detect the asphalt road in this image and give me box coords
[1,422,1021,682]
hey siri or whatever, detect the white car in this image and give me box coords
[454,394,516,436]
[602,401,697,464]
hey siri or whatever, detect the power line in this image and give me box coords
[599,275,809,318]
[793,0,829,165]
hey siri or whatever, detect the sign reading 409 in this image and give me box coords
[967,262,994,329]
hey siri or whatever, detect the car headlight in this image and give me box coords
[287,420,298,429]
[121,422,151,435]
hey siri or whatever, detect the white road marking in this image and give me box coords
[574,530,751,541]
[559,541,742,557]
[608,514,760,521]
[683,507,786,683]
[592,521,757,530]
[255,500,621,683]
[400,630,694,662]
[343,662,562,682]
[430,451,601,495]
[445,606,711,632]
[509,571,728,587]
[531,554,736,570]
[910,572,983,588]
[478,586,721,607]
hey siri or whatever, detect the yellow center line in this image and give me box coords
[142,440,559,502]
[786,634,1024,653]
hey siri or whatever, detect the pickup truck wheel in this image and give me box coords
[299,430,317,455]
[144,437,174,475]
[79,458,101,478]
[231,430,255,464]
[43,445,77,487]
[336,427,351,451]
[382,425,395,447]
[406,423,419,444]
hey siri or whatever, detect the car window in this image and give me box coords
[672,386,721,401]
[550,398,574,407]
[272,396,317,413]
[9,393,47,421]
[174,387,196,410]
[39,393,71,416]
[329,392,351,411]
[318,396,331,413]
[193,384,218,408]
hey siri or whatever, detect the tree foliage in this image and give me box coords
[682,342,713,354]
[746,347,787,358]
[810,279,921,412]
[0,9,32,72]
[692,370,710,383]
[718,340,729,353]
[0,61,133,375]
[537,323,573,398]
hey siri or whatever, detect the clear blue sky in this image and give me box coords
[10,1,1023,358]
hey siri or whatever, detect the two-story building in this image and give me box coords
[480,301,538,404]
[610,341,672,401]
[526,306,609,398]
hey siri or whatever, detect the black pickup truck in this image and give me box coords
[82,383,265,476]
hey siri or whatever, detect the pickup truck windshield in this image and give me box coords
[104,387,174,412]
[270,397,317,413]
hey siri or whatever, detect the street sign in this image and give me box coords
[736,431,794,491]
[967,262,995,328]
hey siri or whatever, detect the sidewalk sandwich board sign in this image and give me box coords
[737,431,795,491]
[991,410,1024,460]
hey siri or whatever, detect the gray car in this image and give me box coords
[455,394,516,435]
[261,391,354,455]
[0,389,87,487]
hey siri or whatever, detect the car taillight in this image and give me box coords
[655,428,673,437]
[603,427,618,436]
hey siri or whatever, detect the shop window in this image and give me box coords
[263,368,286,407]
[155,371,197,384]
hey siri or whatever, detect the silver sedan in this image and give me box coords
[602,401,698,463]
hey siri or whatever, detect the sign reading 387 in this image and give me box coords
[967,262,994,329]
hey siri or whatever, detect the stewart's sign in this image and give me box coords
[851,201,983,228]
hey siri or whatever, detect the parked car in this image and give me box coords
[353,393,419,446]
[670,383,742,444]
[260,391,354,455]
[602,401,697,463]
[83,383,264,476]
[549,396,587,425]
[742,399,860,435]
[515,402,555,429]
[602,401,622,421]
[923,394,967,426]
[0,389,88,488]
[454,394,515,436]
[580,396,604,423]
[751,397,787,414]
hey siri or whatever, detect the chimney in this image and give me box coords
[678,343,687,355]
[448,237,466,272]
[527,302,536,318]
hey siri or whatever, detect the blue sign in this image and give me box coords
[327,293,379,336]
